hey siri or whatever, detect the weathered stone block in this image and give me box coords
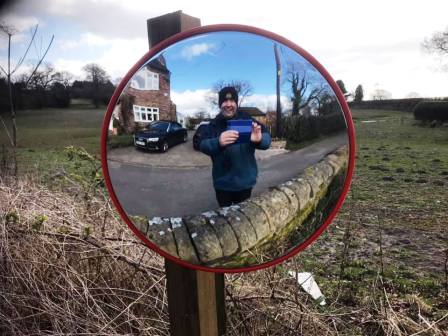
[219,206,258,251]
[250,190,290,230]
[184,215,223,264]
[239,201,271,242]
[304,171,325,199]
[146,217,178,257]
[324,155,340,175]
[324,146,348,174]
[203,211,239,257]
[277,185,299,222]
[287,178,312,210]
[170,217,199,264]
[315,161,334,180]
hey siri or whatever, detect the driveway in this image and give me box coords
[107,131,288,168]
[107,132,348,218]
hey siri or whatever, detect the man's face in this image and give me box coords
[220,99,237,119]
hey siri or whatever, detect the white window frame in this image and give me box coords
[130,68,159,90]
[133,105,159,122]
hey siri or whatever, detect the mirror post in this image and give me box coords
[165,260,226,336]
[147,12,226,335]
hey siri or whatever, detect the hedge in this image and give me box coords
[413,101,448,122]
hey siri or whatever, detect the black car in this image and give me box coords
[134,121,187,152]
[193,122,210,150]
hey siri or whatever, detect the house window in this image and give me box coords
[130,68,159,90]
[133,105,159,122]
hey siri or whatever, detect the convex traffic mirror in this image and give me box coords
[101,25,355,272]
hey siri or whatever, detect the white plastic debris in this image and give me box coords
[288,271,326,306]
[191,232,198,239]
[148,217,163,226]
[159,231,165,236]
[219,207,230,216]
[170,217,183,229]
[202,211,217,218]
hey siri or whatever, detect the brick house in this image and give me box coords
[117,54,177,133]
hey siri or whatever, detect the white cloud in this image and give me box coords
[243,94,291,112]
[52,59,86,78]
[54,35,147,80]
[2,0,448,98]
[57,32,118,51]
[171,89,213,116]
[180,42,217,60]
[0,14,41,49]
[0,14,40,33]
[171,89,293,117]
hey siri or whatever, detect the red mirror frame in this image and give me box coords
[100,24,356,273]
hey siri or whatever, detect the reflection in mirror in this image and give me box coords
[105,31,350,269]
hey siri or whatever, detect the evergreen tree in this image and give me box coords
[354,85,364,103]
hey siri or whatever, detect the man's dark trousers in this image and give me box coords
[215,189,252,207]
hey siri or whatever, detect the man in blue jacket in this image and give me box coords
[200,86,271,207]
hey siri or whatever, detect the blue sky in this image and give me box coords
[133,31,330,115]
[157,32,279,94]
[1,0,448,103]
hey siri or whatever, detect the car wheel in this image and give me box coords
[160,141,169,153]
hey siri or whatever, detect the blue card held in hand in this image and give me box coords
[227,119,252,144]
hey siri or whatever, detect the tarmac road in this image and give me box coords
[107,132,348,218]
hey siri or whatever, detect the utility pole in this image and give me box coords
[274,43,282,138]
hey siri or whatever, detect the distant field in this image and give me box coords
[5,107,105,151]
[0,107,106,174]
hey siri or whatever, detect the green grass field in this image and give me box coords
[0,107,106,174]
[297,109,448,321]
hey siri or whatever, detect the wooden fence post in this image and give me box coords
[165,260,226,336]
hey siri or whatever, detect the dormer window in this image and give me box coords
[130,68,159,90]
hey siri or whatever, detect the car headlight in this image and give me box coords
[147,137,159,142]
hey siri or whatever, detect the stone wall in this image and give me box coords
[132,145,349,268]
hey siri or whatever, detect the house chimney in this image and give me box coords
[147,10,201,48]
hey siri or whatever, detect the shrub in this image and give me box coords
[413,101,448,122]
[283,113,346,145]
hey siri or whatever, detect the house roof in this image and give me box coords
[239,107,266,117]
[146,55,170,74]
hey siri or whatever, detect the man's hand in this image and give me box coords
[219,130,239,147]
[250,122,262,143]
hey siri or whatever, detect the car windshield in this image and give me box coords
[147,122,169,132]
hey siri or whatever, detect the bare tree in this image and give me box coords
[207,79,254,107]
[0,22,54,176]
[82,63,110,108]
[286,64,326,115]
[26,63,58,90]
[53,70,74,89]
[371,88,392,100]
[423,26,448,56]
